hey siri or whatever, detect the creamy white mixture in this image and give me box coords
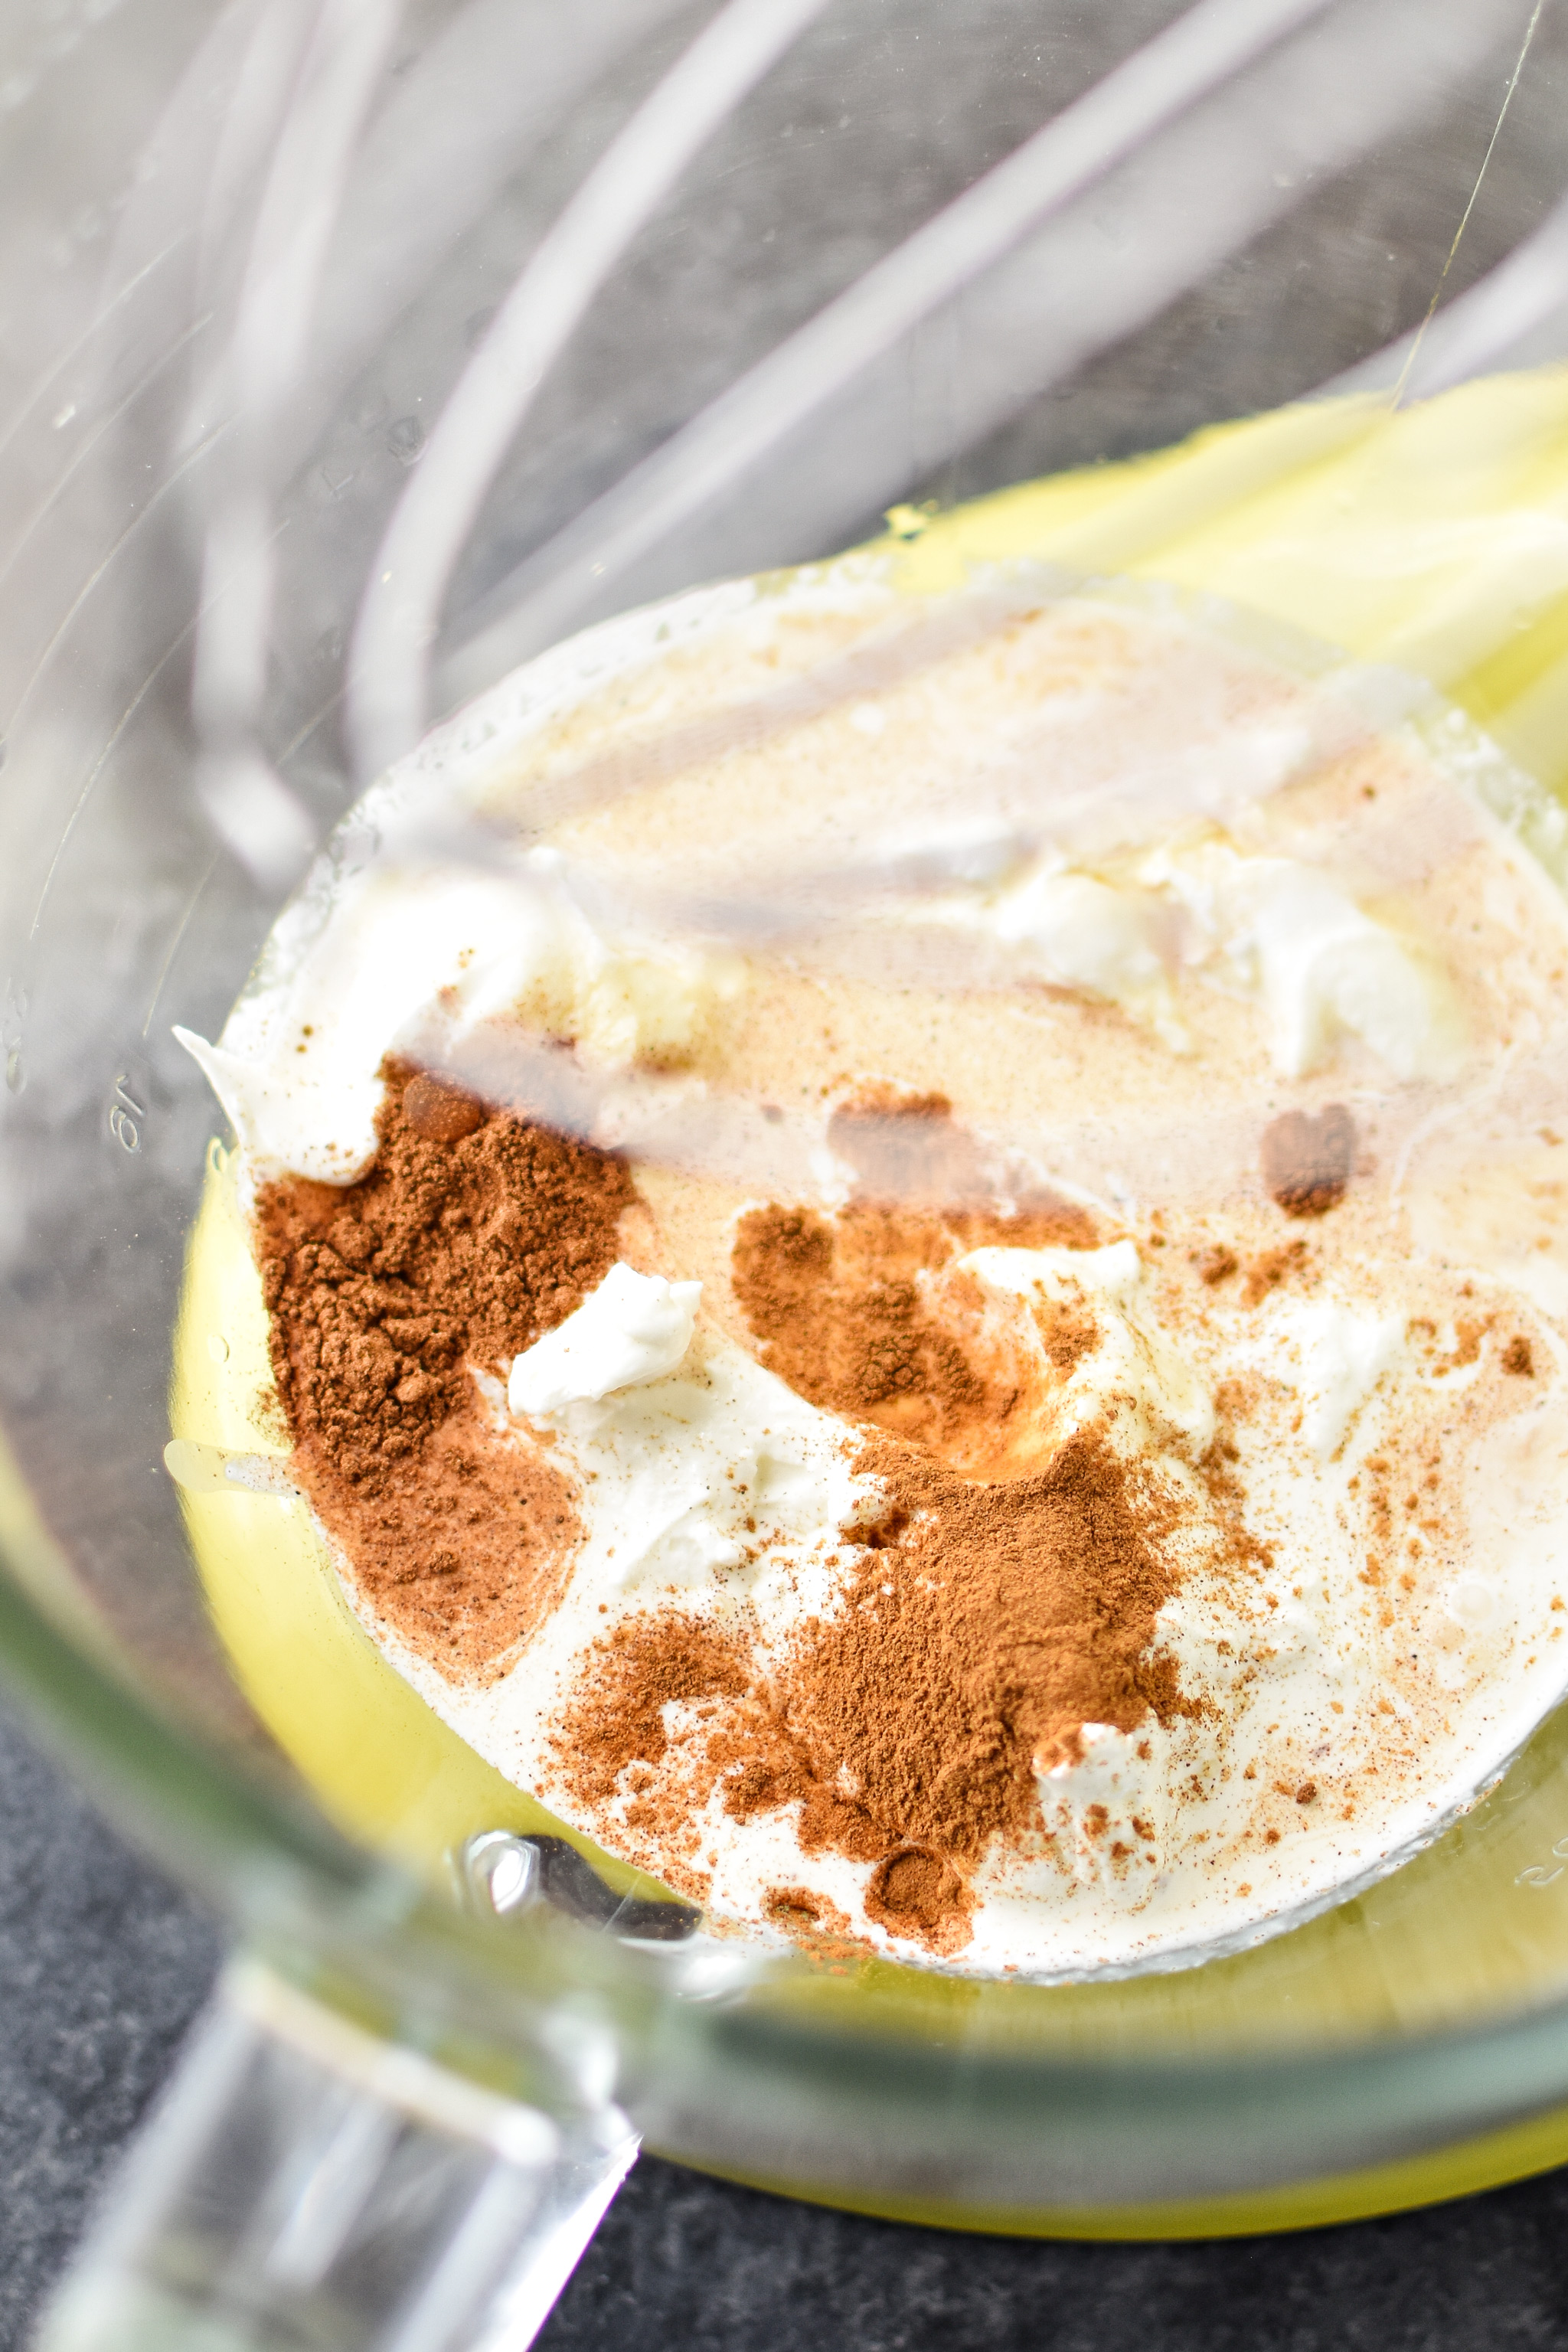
[177,567,1568,1979]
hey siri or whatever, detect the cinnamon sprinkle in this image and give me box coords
[553,1427,1195,1954]
[261,1076,1214,1957]
[255,1058,632,1677]
[733,1091,1101,1475]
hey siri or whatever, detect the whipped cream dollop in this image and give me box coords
[509,1328,873,1608]
[1152,842,1463,1081]
[935,839,1462,1082]
[1246,1298,1403,1462]
[508,1264,701,1416]
[177,848,730,1185]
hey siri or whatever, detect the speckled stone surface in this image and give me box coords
[7,1696,1568,2351]
[0,1706,221,2352]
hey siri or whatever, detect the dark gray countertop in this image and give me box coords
[7,1700,1568,2351]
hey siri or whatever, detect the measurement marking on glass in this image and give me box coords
[1514,1834,1568,1887]
[108,1073,145,1152]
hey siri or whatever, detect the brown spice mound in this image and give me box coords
[775,1435,1191,1853]
[1503,1334,1535,1377]
[1261,1105,1355,1217]
[865,1850,973,1955]
[331,1393,580,1671]
[733,1200,1100,1475]
[733,1203,985,1450]
[403,1070,487,1142]
[765,1884,854,1941]
[560,1615,750,1811]
[255,1059,633,1677]
[552,1429,1191,1953]
[827,1086,997,1208]
[828,1086,1098,1233]
[733,1099,1097,1474]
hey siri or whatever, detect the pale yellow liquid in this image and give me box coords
[174,366,1568,2096]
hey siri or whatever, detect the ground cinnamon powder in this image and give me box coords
[732,1090,1099,1468]
[263,1074,1206,1958]
[256,1058,632,1677]
[551,1097,1195,1955]
[784,1432,1188,1838]
[1261,1104,1355,1216]
[554,1428,1190,1952]
[732,1202,985,1445]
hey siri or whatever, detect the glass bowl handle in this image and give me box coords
[34,1956,637,2352]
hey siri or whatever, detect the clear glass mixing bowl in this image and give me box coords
[8,1,1568,2344]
